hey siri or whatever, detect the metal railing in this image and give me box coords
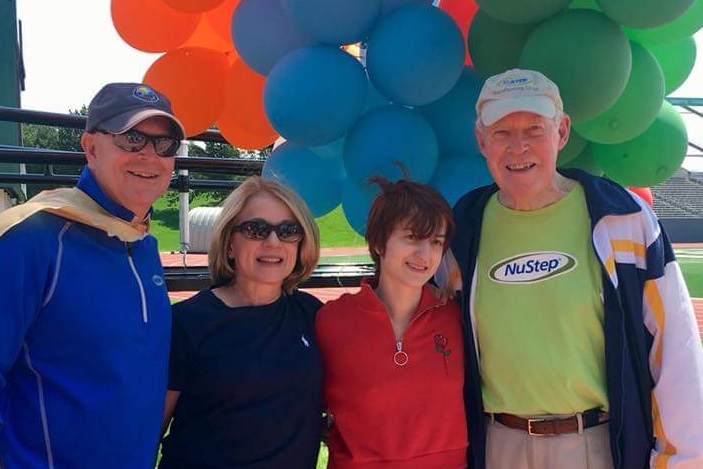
[0,106,372,291]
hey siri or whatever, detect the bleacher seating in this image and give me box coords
[652,169,703,218]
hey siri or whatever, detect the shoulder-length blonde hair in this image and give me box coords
[209,176,320,294]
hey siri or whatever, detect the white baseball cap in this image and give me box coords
[476,69,564,126]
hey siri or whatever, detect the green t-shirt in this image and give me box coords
[475,184,608,415]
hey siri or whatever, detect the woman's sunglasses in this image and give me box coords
[234,219,304,243]
[95,129,180,157]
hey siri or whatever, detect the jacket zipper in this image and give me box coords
[126,242,149,323]
[390,302,444,366]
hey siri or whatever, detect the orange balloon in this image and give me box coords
[205,0,241,44]
[181,15,238,62]
[221,59,275,137]
[217,115,278,150]
[160,0,226,13]
[143,47,229,136]
[111,0,200,53]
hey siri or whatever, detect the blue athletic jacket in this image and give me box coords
[444,169,703,469]
[0,168,171,468]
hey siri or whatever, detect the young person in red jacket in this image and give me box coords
[316,177,468,469]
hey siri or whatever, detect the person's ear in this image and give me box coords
[81,132,98,167]
[557,114,571,151]
[475,124,487,159]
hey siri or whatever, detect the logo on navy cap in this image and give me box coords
[133,85,160,103]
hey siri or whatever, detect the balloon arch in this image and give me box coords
[112,0,701,232]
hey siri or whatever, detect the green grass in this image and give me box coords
[151,197,366,253]
[679,258,703,298]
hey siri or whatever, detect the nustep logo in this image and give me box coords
[489,251,577,284]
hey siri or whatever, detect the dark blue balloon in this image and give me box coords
[263,141,345,217]
[381,0,432,14]
[341,178,382,236]
[283,0,381,45]
[264,45,368,146]
[366,4,465,105]
[344,105,438,185]
[419,67,484,157]
[429,155,494,206]
[232,0,312,76]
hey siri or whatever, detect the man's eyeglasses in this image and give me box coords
[95,129,181,157]
[233,219,304,243]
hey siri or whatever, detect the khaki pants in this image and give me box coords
[485,416,613,469]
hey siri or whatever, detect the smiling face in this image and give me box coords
[227,191,300,292]
[378,220,446,292]
[476,111,571,210]
[81,115,176,220]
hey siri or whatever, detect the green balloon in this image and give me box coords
[595,0,694,28]
[520,10,631,123]
[468,9,539,78]
[647,36,697,94]
[624,0,703,45]
[573,42,664,144]
[476,0,572,24]
[557,129,588,166]
[569,0,599,9]
[562,143,604,176]
[592,101,688,187]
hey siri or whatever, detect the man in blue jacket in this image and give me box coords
[0,83,185,468]
[438,68,703,469]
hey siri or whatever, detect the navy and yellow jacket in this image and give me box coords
[442,169,703,469]
[0,168,171,469]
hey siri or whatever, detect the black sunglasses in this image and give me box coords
[234,219,304,243]
[95,129,180,157]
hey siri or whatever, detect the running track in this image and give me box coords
[162,247,703,337]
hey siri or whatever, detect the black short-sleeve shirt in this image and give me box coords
[159,289,323,469]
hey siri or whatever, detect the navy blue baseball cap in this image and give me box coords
[85,83,186,140]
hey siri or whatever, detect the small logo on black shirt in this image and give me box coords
[301,335,310,347]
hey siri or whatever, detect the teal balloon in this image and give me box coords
[232,0,312,76]
[592,102,689,187]
[283,0,380,45]
[557,129,588,166]
[418,67,483,157]
[264,45,367,146]
[344,105,439,185]
[263,142,344,217]
[341,178,382,236]
[624,0,703,45]
[468,9,540,79]
[475,0,572,23]
[561,144,604,176]
[573,42,664,144]
[366,4,465,105]
[381,0,431,15]
[429,155,494,206]
[520,10,632,123]
[647,36,697,94]
[595,0,694,28]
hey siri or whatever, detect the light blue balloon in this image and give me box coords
[264,45,368,146]
[283,0,381,45]
[344,105,439,185]
[341,178,382,236]
[429,155,494,206]
[263,142,344,217]
[419,67,483,157]
[366,4,465,105]
[232,0,312,76]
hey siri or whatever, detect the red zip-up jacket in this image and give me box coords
[316,281,468,469]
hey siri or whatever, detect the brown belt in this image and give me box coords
[489,408,610,436]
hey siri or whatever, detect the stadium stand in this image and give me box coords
[652,168,703,218]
